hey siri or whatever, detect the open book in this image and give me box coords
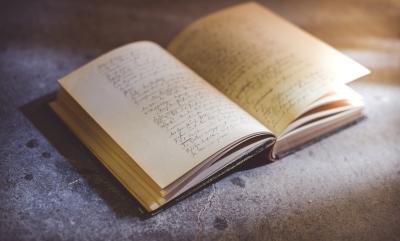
[50,2,369,212]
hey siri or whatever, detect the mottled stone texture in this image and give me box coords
[1,0,399,240]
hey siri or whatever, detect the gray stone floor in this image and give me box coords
[1,0,399,240]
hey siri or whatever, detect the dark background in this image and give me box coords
[1,0,399,240]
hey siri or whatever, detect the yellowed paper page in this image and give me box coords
[59,41,268,188]
[168,2,370,135]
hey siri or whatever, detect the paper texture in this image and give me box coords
[168,2,370,135]
[59,41,268,188]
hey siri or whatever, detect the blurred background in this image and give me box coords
[0,1,399,241]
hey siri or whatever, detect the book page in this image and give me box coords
[59,41,268,188]
[168,2,370,135]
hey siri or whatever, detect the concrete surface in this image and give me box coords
[1,0,399,240]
